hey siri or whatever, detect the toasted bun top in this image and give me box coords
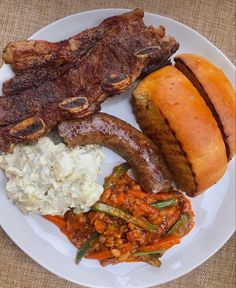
[136,66,227,193]
[175,53,236,159]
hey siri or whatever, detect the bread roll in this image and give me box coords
[133,66,227,196]
[175,54,235,160]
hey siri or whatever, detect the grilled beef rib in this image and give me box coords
[0,9,179,152]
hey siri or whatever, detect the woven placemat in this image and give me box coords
[0,1,235,287]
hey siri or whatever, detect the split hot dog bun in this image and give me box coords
[175,54,236,160]
[133,65,228,196]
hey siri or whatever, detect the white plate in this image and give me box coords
[0,8,235,288]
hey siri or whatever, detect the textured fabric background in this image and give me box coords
[0,0,235,287]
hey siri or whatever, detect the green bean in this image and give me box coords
[134,249,165,256]
[92,202,158,233]
[75,232,99,264]
[166,214,189,236]
[103,162,130,189]
[142,255,162,267]
[150,198,177,209]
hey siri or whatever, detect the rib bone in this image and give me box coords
[9,117,45,140]
[59,97,89,114]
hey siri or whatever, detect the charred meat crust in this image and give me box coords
[2,9,145,73]
[2,10,179,97]
[2,63,74,96]
[2,9,145,96]
[58,112,173,193]
[0,9,179,152]
[174,58,230,160]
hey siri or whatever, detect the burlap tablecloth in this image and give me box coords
[0,0,235,287]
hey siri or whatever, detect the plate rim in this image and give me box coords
[0,8,235,288]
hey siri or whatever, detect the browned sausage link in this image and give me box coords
[58,112,172,193]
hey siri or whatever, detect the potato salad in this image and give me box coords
[0,137,104,215]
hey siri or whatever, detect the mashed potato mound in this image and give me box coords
[0,137,104,215]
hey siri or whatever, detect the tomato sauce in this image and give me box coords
[44,172,194,266]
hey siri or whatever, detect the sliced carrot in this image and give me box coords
[128,189,148,199]
[100,188,112,203]
[94,219,106,234]
[86,250,113,260]
[115,192,127,205]
[120,243,135,254]
[138,235,180,252]
[128,190,177,202]
[125,258,140,263]
[44,215,67,230]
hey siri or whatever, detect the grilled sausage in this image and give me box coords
[58,112,172,193]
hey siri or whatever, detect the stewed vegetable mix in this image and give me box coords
[45,163,194,267]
